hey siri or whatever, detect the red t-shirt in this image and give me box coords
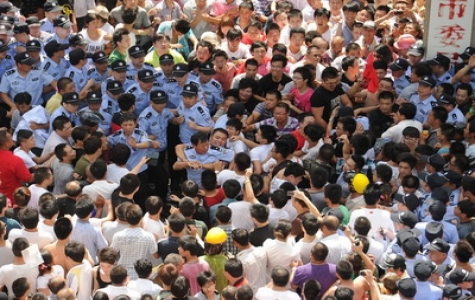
[203,188,226,207]
[0,150,32,201]
[291,129,306,151]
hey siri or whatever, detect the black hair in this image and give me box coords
[222,179,241,199]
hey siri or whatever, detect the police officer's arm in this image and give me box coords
[78,79,95,100]
[188,120,213,134]
[174,144,188,162]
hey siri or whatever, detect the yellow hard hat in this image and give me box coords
[352,173,370,194]
[205,227,228,244]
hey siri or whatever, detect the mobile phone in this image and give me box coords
[339,225,347,231]
[146,151,159,166]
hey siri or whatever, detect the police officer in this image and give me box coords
[0,39,14,79]
[155,54,174,88]
[88,51,109,91]
[49,91,80,129]
[26,40,45,67]
[42,40,70,81]
[101,80,124,116]
[172,132,230,186]
[65,48,95,101]
[125,69,157,116]
[410,75,438,123]
[47,15,72,53]
[9,23,31,57]
[197,62,223,115]
[79,91,112,135]
[437,94,465,125]
[41,1,63,34]
[26,17,52,44]
[162,63,202,109]
[138,90,179,199]
[389,58,410,96]
[176,83,214,144]
[429,54,452,86]
[0,52,56,108]
[101,59,134,96]
[126,45,154,80]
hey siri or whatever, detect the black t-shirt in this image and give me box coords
[249,224,274,247]
[368,108,395,134]
[57,196,77,218]
[310,84,346,124]
[257,74,292,97]
[111,188,134,218]
[341,73,355,87]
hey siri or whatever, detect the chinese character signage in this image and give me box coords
[425,0,475,61]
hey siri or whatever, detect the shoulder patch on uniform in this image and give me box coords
[43,62,51,71]
[87,68,96,75]
[189,81,199,88]
[167,78,176,83]
[145,112,152,119]
[430,101,438,108]
[134,129,142,135]
[127,87,137,94]
[5,55,11,59]
[144,62,154,68]
[126,75,134,80]
[68,71,74,79]
[113,130,121,136]
[31,66,39,70]
[5,69,15,76]
[197,106,206,116]
[210,146,221,152]
[211,81,222,90]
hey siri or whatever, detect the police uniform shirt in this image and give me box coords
[101,94,120,116]
[107,129,150,173]
[138,105,174,151]
[409,93,437,123]
[87,68,108,85]
[40,19,55,34]
[42,56,69,80]
[126,62,154,80]
[176,100,214,144]
[49,106,78,130]
[46,34,71,54]
[414,280,443,300]
[208,145,235,163]
[162,78,203,109]
[35,31,53,44]
[201,78,223,114]
[0,67,54,106]
[77,107,113,136]
[154,69,169,88]
[183,146,221,185]
[444,188,461,222]
[446,107,465,125]
[125,83,152,116]
[393,76,410,97]
[65,65,90,92]
[100,76,134,97]
[434,71,452,86]
[0,55,14,78]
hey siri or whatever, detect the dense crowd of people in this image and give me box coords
[0,0,474,299]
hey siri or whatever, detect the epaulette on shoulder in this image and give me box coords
[5,69,15,76]
[134,129,142,135]
[145,112,152,119]
[211,81,222,89]
[185,145,193,150]
[167,78,177,83]
[127,86,137,94]
[144,62,154,68]
[43,62,51,71]
[210,145,221,151]
[31,66,39,70]
[87,68,96,75]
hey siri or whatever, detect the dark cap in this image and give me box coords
[407,44,425,57]
[199,62,216,75]
[110,59,127,72]
[14,52,35,65]
[69,33,88,46]
[0,24,12,35]
[460,47,475,61]
[391,210,419,228]
[25,17,41,27]
[106,80,124,95]
[92,51,108,64]
[0,39,9,52]
[44,40,69,57]
[396,228,421,246]
[44,1,63,12]
[394,194,420,212]
[449,268,475,285]
[62,92,80,105]
[397,278,417,298]
[419,75,436,88]
[0,2,19,14]
[128,45,145,58]
[13,23,29,35]
[69,48,92,65]
[438,94,456,106]
[86,91,102,103]
[379,253,406,270]
[138,69,155,83]
[424,174,449,190]
[0,16,14,26]
[444,170,463,187]
[429,200,447,220]
[402,237,421,257]
[26,40,41,52]
[425,237,450,253]
[430,54,451,68]
[389,58,409,71]
[422,154,446,172]
[227,103,246,117]
[80,111,104,126]
[425,221,443,242]
[172,63,189,77]
[150,90,168,104]
[414,260,437,280]
[159,54,174,64]
[181,84,198,96]
[53,15,72,29]
[443,284,462,299]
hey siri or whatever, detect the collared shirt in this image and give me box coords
[255,116,299,137]
[126,62,154,80]
[42,56,69,80]
[46,34,71,54]
[182,146,222,185]
[138,105,175,151]
[410,94,438,123]
[200,78,223,114]
[0,56,14,79]
[50,106,78,129]
[0,67,54,106]
[236,246,267,293]
[65,65,89,92]
[125,83,154,116]
[153,69,170,88]
[176,101,214,144]
[107,128,151,173]
[78,108,113,135]
[393,75,411,96]
[434,71,452,85]
[101,76,134,97]
[446,107,465,125]
[70,219,107,264]
[40,18,55,34]
[162,78,203,109]
[87,68,108,85]
[414,280,443,300]
[101,94,120,116]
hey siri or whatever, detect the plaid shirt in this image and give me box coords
[218,224,239,256]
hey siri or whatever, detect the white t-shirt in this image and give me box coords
[8,229,55,250]
[28,185,49,209]
[79,29,110,54]
[255,287,300,300]
[220,42,251,61]
[142,213,166,240]
[262,239,300,282]
[216,170,246,187]
[106,164,129,184]
[13,148,36,170]
[294,237,318,264]
[0,263,39,296]
[229,201,254,231]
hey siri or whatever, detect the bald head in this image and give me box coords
[57,288,75,300]
[321,215,339,232]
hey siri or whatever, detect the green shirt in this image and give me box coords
[109,49,127,64]
[144,49,185,68]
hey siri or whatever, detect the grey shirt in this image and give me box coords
[110,6,151,30]
[51,159,74,195]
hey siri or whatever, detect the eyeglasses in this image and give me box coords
[293,77,303,81]
[324,79,339,85]
[270,65,283,70]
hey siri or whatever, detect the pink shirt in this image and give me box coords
[290,87,313,112]
[181,259,210,295]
